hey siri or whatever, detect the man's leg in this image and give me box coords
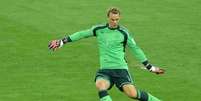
[122,84,161,101]
[96,78,112,101]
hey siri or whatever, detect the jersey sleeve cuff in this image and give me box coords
[142,60,152,70]
[61,36,72,44]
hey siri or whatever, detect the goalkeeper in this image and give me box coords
[48,7,165,101]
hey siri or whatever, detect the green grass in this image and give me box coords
[0,0,201,101]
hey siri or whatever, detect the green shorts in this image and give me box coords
[95,69,134,91]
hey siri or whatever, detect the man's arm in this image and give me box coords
[127,35,147,62]
[48,27,94,51]
[67,29,94,42]
[127,33,165,74]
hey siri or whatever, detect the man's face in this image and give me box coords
[108,13,120,28]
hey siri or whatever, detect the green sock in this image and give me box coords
[100,95,112,101]
[99,90,112,101]
[136,90,161,101]
[136,90,148,101]
[147,93,161,101]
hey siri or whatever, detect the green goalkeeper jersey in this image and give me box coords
[68,23,147,69]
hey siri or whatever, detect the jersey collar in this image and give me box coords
[106,23,120,30]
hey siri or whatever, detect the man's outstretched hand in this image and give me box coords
[48,40,63,51]
[150,67,165,75]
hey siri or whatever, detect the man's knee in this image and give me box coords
[123,84,138,98]
[127,90,137,98]
[95,79,110,91]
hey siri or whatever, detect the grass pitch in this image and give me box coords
[0,0,201,101]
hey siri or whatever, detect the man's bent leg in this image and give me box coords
[96,78,112,101]
[123,84,161,101]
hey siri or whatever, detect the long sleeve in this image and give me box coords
[69,28,94,42]
[127,34,147,62]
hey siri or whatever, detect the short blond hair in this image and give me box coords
[107,7,121,17]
